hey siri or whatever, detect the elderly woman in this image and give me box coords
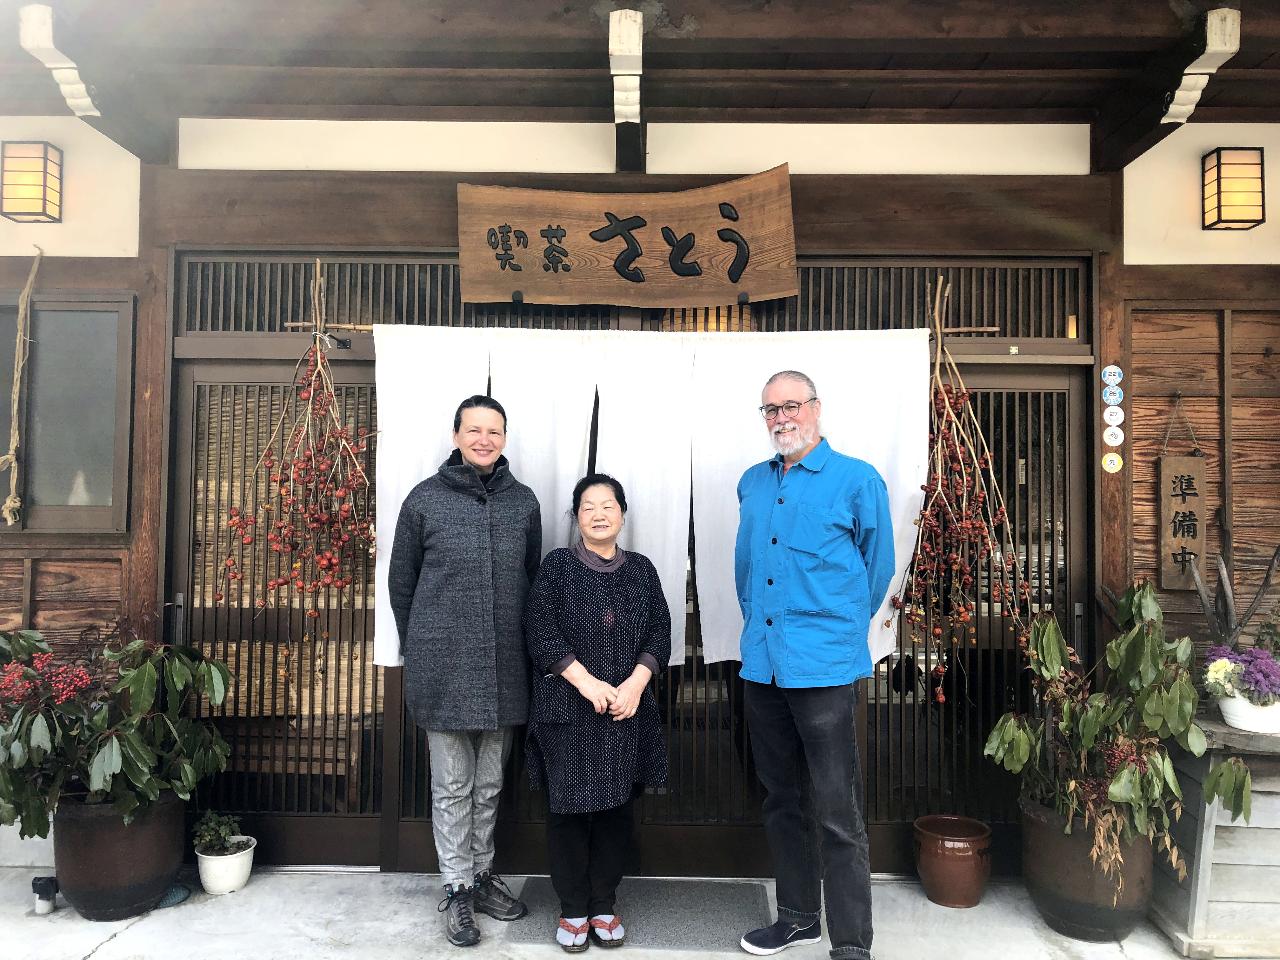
[523,473,671,952]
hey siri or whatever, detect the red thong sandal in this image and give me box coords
[557,917,591,953]
[589,914,626,948]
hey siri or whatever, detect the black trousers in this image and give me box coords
[744,680,873,960]
[546,798,635,918]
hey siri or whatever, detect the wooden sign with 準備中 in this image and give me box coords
[457,165,797,308]
[1159,455,1208,591]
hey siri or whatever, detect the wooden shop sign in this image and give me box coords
[457,165,797,308]
[1159,455,1208,591]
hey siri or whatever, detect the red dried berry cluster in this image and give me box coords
[218,343,373,614]
[0,652,94,708]
[1100,740,1148,777]
[0,661,34,703]
[892,381,1031,653]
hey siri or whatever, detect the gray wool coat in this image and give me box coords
[387,450,542,731]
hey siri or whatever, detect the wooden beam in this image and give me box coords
[1092,8,1240,173]
[59,0,1249,59]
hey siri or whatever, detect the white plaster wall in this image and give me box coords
[0,824,53,868]
[646,123,1091,175]
[1125,122,1280,265]
[179,119,617,173]
[179,118,1090,177]
[0,117,140,259]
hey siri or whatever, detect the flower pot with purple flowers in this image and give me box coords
[1203,644,1280,735]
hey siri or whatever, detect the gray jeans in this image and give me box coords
[426,727,514,887]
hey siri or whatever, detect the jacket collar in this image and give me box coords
[770,436,832,474]
[437,448,516,495]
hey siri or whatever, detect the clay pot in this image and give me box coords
[1021,798,1152,941]
[53,792,185,921]
[913,814,992,908]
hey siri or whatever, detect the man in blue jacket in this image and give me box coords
[736,371,894,960]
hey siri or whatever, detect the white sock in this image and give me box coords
[558,917,589,948]
[592,914,625,941]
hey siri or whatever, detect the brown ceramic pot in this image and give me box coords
[53,792,185,921]
[913,814,992,908]
[1021,798,1152,941]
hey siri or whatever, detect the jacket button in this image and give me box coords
[765,618,773,626]
[767,579,774,586]
[477,495,487,504]
[771,537,778,544]
[777,497,784,504]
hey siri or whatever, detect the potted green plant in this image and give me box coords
[984,581,1251,942]
[0,618,232,920]
[193,810,256,895]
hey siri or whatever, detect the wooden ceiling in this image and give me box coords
[2,0,1278,168]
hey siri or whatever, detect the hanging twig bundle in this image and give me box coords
[892,280,1035,669]
[219,263,373,617]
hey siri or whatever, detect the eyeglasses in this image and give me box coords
[759,397,818,420]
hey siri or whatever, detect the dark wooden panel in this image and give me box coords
[1228,440,1280,485]
[62,0,1230,55]
[1233,398,1280,439]
[1133,447,1222,486]
[1232,312,1280,352]
[1235,492,1280,528]
[1132,357,1221,396]
[1130,398,1220,441]
[0,559,23,608]
[150,168,1114,256]
[0,258,142,291]
[32,559,123,604]
[0,609,23,632]
[1231,352,1280,396]
[1131,311,1221,353]
[31,604,122,650]
[1122,267,1280,301]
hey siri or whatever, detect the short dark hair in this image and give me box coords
[453,395,507,433]
[571,473,628,515]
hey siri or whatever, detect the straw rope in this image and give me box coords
[1,248,42,525]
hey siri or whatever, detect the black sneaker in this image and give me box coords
[472,870,528,921]
[438,883,481,947]
[740,919,822,955]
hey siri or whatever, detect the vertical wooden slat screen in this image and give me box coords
[191,383,382,815]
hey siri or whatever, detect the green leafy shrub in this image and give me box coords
[0,617,232,838]
[984,581,1250,886]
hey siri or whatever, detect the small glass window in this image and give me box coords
[0,298,133,534]
[26,311,119,508]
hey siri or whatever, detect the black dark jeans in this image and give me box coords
[745,680,873,960]
[546,798,635,918]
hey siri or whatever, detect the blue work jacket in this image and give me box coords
[735,438,894,687]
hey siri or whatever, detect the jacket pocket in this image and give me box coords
[783,602,865,681]
[531,673,578,724]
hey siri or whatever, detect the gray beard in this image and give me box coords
[771,423,816,456]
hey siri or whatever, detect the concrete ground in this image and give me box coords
[4,867,1187,960]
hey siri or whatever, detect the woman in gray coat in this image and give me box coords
[388,395,542,948]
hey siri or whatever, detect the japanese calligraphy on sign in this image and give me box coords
[1159,455,1207,591]
[457,165,798,308]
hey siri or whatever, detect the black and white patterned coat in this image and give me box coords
[523,547,671,814]
[388,451,542,732]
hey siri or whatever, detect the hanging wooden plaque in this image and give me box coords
[457,165,797,308]
[1159,455,1208,591]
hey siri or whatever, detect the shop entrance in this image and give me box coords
[167,254,1091,874]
